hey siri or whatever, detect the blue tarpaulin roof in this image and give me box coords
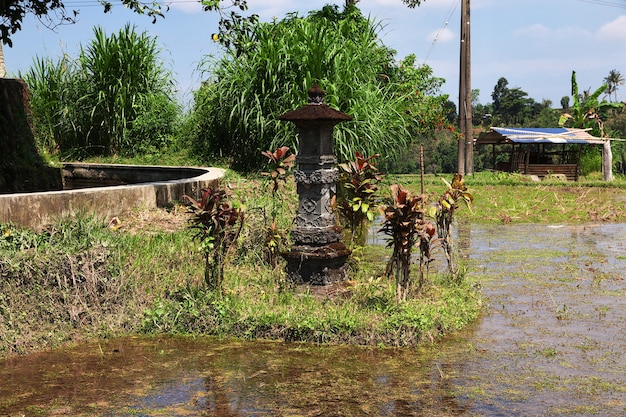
[477,127,608,145]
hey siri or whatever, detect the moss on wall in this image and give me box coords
[0,78,62,193]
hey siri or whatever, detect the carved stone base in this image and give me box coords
[282,242,351,285]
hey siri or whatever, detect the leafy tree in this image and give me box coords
[560,96,570,110]
[559,71,621,136]
[491,77,508,115]
[1,0,261,46]
[529,105,560,128]
[1,0,162,46]
[190,5,449,171]
[1,0,251,84]
[490,77,549,126]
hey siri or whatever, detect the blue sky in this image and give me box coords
[4,0,626,109]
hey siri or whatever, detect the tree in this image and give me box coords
[1,0,254,95]
[604,69,624,102]
[491,77,508,115]
[345,0,427,5]
[0,0,164,47]
[489,77,552,126]
[559,71,623,181]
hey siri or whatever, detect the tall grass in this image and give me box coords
[189,5,443,171]
[22,24,179,158]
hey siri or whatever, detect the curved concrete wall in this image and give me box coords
[0,163,225,230]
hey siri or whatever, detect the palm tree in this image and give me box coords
[604,69,624,102]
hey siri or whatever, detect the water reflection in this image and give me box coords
[0,335,475,416]
[1,224,626,416]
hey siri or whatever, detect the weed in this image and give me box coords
[338,152,382,248]
[184,188,244,291]
[260,146,295,267]
[379,184,427,302]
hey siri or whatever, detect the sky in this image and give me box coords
[4,0,626,109]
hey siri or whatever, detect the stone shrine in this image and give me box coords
[279,85,351,285]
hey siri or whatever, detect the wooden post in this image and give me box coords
[602,140,613,181]
[0,42,6,78]
[458,0,473,175]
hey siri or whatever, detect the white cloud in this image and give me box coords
[426,26,455,43]
[514,23,550,38]
[514,23,589,40]
[168,0,323,18]
[168,0,203,14]
[596,15,626,41]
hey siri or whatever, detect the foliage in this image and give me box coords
[557,71,624,179]
[1,0,77,47]
[1,0,257,46]
[261,146,295,194]
[490,77,551,126]
[379,184,427,302]
[260,146,295,267]
[558,71,623,137]
[5,167,626,357]
[433,174,473,278]
[603,69,625,103]
[184,188,244,291]
[189,5,449,171]
[382,130,458,174]
[338,152,382,247]
[385,54,450,137]
[22,25,178,157]
[1,201,481,356]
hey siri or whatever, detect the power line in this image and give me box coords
[422,0,460,66]
[576,0,626,9]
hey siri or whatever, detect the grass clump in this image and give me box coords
[139,244,481,347]
[0,211,201,355]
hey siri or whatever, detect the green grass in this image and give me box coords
[2,167,625,356]
[387,171,626,224]
[0,209,481,355]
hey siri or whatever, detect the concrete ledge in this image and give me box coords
[0,163,226,230]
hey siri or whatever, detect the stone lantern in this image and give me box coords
[279,85,351,285]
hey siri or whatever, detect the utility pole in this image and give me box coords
[458,0,473,175]
[0,42,6,78]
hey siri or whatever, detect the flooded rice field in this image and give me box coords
[1,223,625,416]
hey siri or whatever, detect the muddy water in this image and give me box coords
[1,224,625,416]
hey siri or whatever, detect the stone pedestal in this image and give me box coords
[279,85,351,285]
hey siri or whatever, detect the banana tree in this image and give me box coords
[559,71,623,181]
